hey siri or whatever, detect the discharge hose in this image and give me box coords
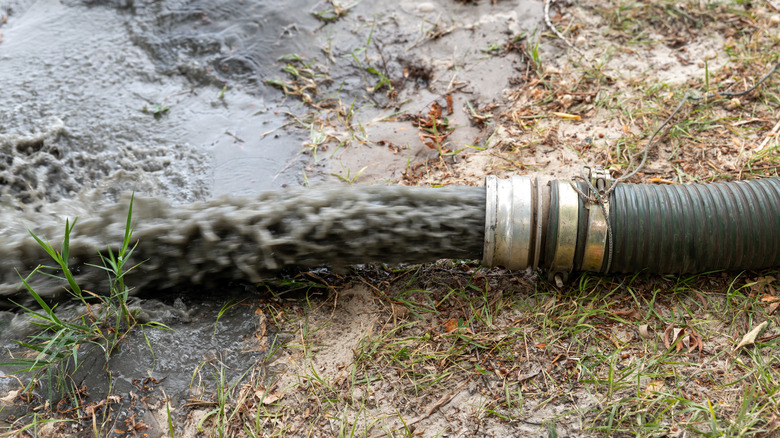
[484,174,780,283]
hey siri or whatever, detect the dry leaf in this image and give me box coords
[258,391,280,405]
[694,333,703,353]
[646,380,665,393]
[611,309,639,319]
[761,294,779,303]
[768,302,779,315]
[663,323,677,349]
[552,112,581,120]
[735,321,769,351]
[638,324,655,340]
[255,307,268,337]
[429,101,442,119]
[648,177,679,184]
[663,324,702,353]
[0,390,18,404]
[444,318,458,333]
[686,328,703,353]
[673,328,684,352]
[756,334,780,344]
[133,421,151,431]
[517,368,540,382]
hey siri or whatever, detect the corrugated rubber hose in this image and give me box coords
[607,177,780,274]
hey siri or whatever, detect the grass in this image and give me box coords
[341,18,396,98]
[0,194,170,436]
[331,162,370,184]
[218,266,777,436]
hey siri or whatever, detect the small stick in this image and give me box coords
[544,0,588,60]
[407,378,470,426]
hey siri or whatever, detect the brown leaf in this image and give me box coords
[611,309,639,319]
[768,302,779,315]
[663,324,701,353]
[663,323,675,349]
[444,318,458,333]
[761,294,779,303]
[646,380,665,393]
[756,333,780,344]
[429,101,442,119]
[255,308,268,337]
[260,392,280,405]
[674,328,684,352]
[686,328,703,353]
[735,321,769,351]
[445,95,454,115]
[638,324,654,340]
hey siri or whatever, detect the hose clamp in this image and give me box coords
[583,165,611,202]
[581,166,612,272]
[548,181,579,284]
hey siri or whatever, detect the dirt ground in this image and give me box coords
[2,0,780,436]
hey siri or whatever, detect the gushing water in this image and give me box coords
[0,186,485,306]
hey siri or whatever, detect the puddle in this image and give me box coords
[0,0,323,208]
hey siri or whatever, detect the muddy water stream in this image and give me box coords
[0,0,542,433]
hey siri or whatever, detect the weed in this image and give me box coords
[0,194,169,431]
[529,39,543,75]
[141,102,170,118]
[331,162,370,184]
[195,360,253,438]
[342,20,395,98]
[312,0,358,23]
[266,54,331,106]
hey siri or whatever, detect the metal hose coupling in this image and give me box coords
[482,174,780,284]
[482,175,541,271]
[482,169,611,286]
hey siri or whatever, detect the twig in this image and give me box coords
[757,117,780,151]
[544,0,588,60]
[407,378,470,425]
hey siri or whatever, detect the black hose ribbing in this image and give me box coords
[608,178,780,274]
